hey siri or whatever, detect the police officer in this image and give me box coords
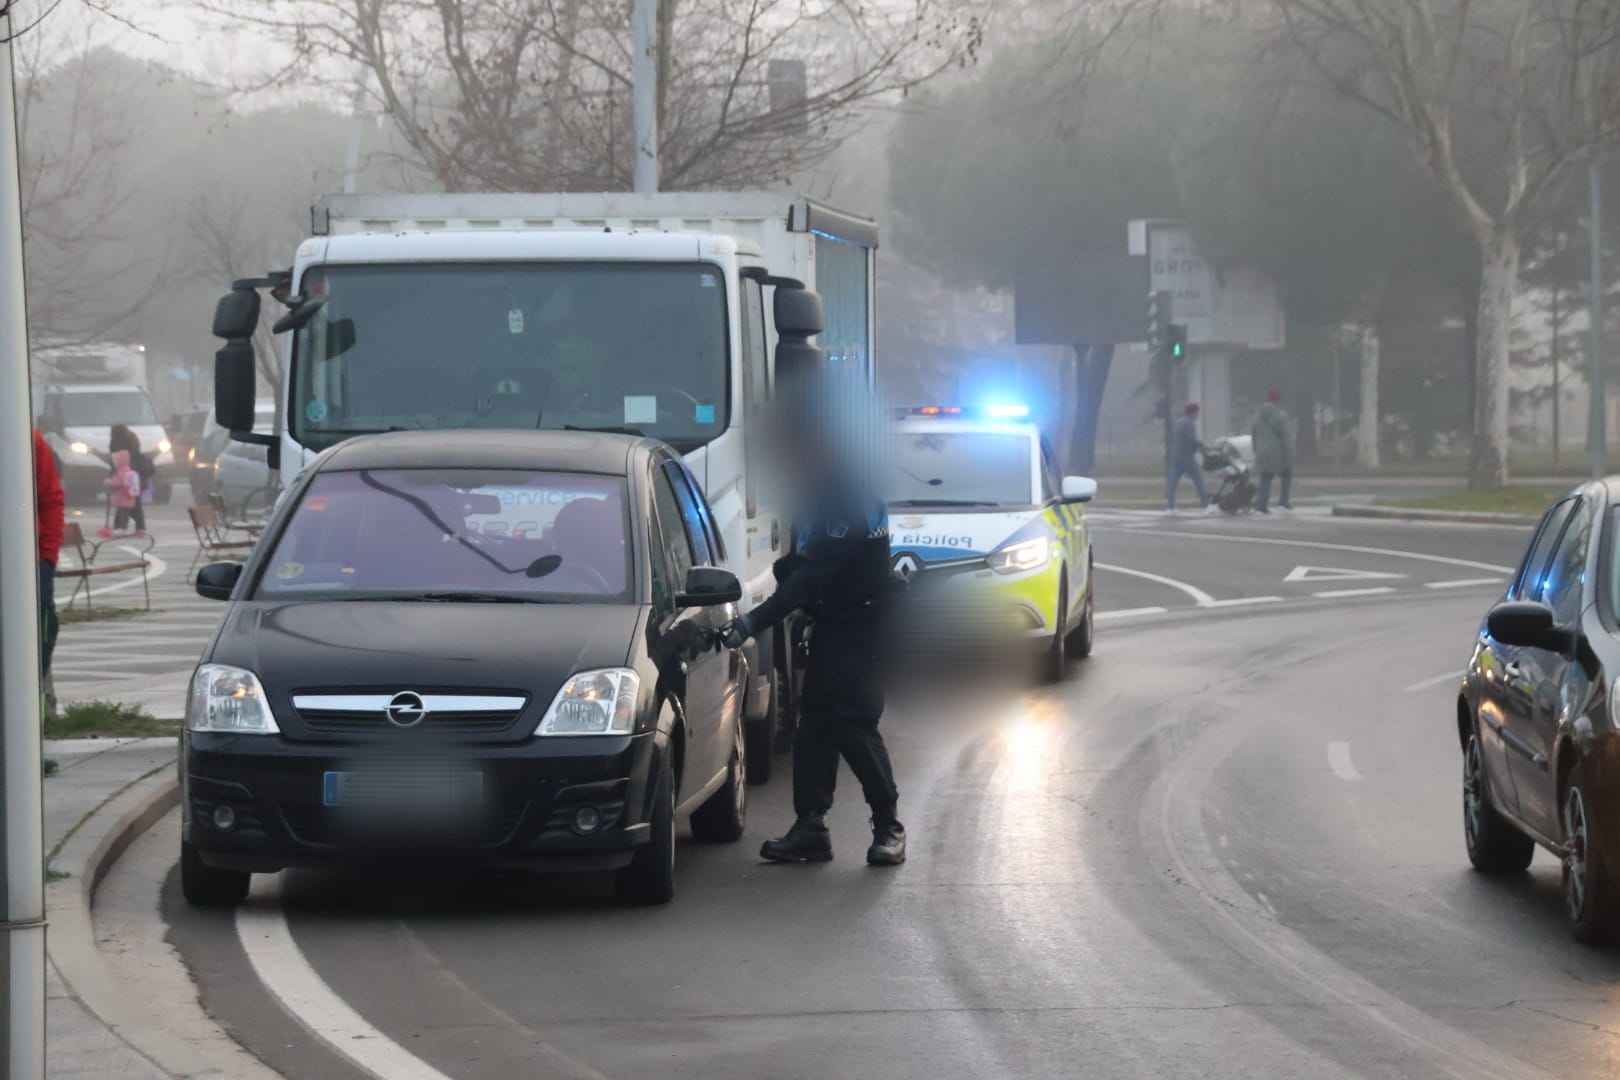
[720,417,905,867]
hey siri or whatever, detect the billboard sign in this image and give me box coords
[1128,220,1284,349]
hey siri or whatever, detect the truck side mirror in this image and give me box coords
[774,287,824,338]
[272,296,327,335]
[214,339,257,432]
[212,287,260,340]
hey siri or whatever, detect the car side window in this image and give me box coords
[1513,500,1577,601]
[680,463,726,563]
[653,466,697,583]
[663,461,714,565]
[1039,437,1062,503]
[1540,499,1594,624]
[741,278,769,408]
[646,505,674,611]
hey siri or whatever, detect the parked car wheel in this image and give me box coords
[616,746,676,905]
[1462,730,1534,875]
[181,837,251,906]
[691,718,747,842]
[1562,759,1616,944]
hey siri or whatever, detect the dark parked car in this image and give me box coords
[182,430,750,907]
[1460,480,1620,942]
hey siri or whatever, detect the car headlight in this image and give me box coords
[188,447,197,462]
[535,669,640,736]
[69,440,90,456]
[987,537,1050,575]
[188,664,279,734]
[158,438,172,454]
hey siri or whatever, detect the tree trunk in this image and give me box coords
[1469,231,1519,490]
[1070,343,1113,475]
[1357,327,1379,469]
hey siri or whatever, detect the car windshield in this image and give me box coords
[888,431,1034,507]
[58,391,157,426]
[255,468,633,602]
[291,262,728,453]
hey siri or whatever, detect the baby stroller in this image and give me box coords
[1201,435,1256,514]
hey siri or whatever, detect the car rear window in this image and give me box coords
[255,469,632,602]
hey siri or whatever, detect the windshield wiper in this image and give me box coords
[399,591,547,604]
[564,424,645,437]
[889,499,1000,508]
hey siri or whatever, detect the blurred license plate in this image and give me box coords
[322,770,483,816]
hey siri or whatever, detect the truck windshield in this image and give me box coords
[291,262,728,451]
[57,391,158,427]
[888,432,1034,508]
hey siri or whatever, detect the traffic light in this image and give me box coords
[1167,323,1188,361]
[1146,290,1170,353]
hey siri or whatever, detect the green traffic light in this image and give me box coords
[1171,342,1183,359]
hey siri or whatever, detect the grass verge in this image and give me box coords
[58,607,155,626]
[1390,486,1562,515]
[46,700,179,740]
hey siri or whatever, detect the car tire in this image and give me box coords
[1462,730,1534,875]
[617,748,676,905]
[692,719,747,843]
[1562,759,1616,944]
[1066,575,1095,660]
[1038,580,1068,684]
[180,838,250,907]
[745,664,774,786]
[152,482,173,505]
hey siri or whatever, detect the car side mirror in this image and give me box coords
[195,561,244,602]
[677,565,741,607]
[1486,600,1574,652]
[1061,476,1097,504]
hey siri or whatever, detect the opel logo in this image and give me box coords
[892,553,920,580]
[386,691,428,729]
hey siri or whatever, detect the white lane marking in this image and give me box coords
[1328,741,1362,781]
[237,891,454,1080]
[1095,606,1168,621]
[1257,892,1278,918]
[1152,530,1515,574]
[1312,586,1395,599]
[1425,577,1507,590]
[1404,670,1463,692]
[1199,596,1282,608]
[1095,563,1215,606]
[1285,565,1405,583]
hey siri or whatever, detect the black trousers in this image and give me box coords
[793,621,899,822]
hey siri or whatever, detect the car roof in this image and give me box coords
[316,429,662,477]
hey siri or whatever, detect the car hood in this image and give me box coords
[208,600,640,719]
[63,424,169,454]
[888,510,1039,562]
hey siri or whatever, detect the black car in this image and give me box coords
[181,430,750,907]
[1460,480,1620,941]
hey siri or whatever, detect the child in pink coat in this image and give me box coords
[101,449,144,537]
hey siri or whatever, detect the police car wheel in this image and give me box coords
[1067,581,1095,659]
[1039,581,1068,684]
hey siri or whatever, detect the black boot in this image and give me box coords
[760,816,833,863]
[867,817,906,866]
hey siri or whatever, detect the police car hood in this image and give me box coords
[888,509,1045,562]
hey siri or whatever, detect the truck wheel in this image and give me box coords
[617,750,676,905]
[745,666,774,786]
[1562,759,1616,944]
[1463,730,1534,875]
[152,482,173,505]
[181,838,250,906]
[692,719,747,842]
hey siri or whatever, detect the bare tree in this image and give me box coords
[1264,0,1620,488]
[193,0,983,191]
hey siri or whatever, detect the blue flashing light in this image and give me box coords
[986,403,1029,419]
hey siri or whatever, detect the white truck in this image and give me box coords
[209,191,879,778]
[31,339,177,503]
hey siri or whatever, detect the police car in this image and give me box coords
[887,405,1097,681]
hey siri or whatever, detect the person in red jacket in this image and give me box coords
[35,429,65,774]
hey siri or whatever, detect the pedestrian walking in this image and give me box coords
[105,423,148,535]
[103,449,144,536]
[1252,388,1296,514]
[719,408,905,867]
[1166,403,1217,515]
[34,428,64,773]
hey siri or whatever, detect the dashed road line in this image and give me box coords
[1096,606,1168,621]
[1312,586,1395,599]
[1328,741,1362,781]
[1424,577,1507,590]
[1199,596,1283,608]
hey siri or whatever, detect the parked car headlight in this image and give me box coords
[535,669,639,736]
[188,664,279,734]
[68,440,90,456]
[987,537,1050,575]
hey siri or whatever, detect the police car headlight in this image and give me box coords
[536,669,639,736]
[987,537,1050,575]
[188,664,279,734]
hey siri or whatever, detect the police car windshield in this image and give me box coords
[255,469,632,603]
[888,432,1033,508]
[290,262,727,452]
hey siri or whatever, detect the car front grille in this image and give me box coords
[290,691,529,736]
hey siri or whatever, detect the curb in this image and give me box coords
[1331,504,1541,526]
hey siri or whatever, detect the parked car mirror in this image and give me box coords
[196,561,244,602]
[1486,600,1573,652]
[677,566,742,607]
[1062,476,1098,504]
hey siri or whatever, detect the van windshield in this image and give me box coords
[291,262,728,452]
[58,391,158,427]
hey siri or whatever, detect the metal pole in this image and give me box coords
[342,60,368,195]
[631,0,658,193]
[1588,66,1607,478]
[0,8,47,1076]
